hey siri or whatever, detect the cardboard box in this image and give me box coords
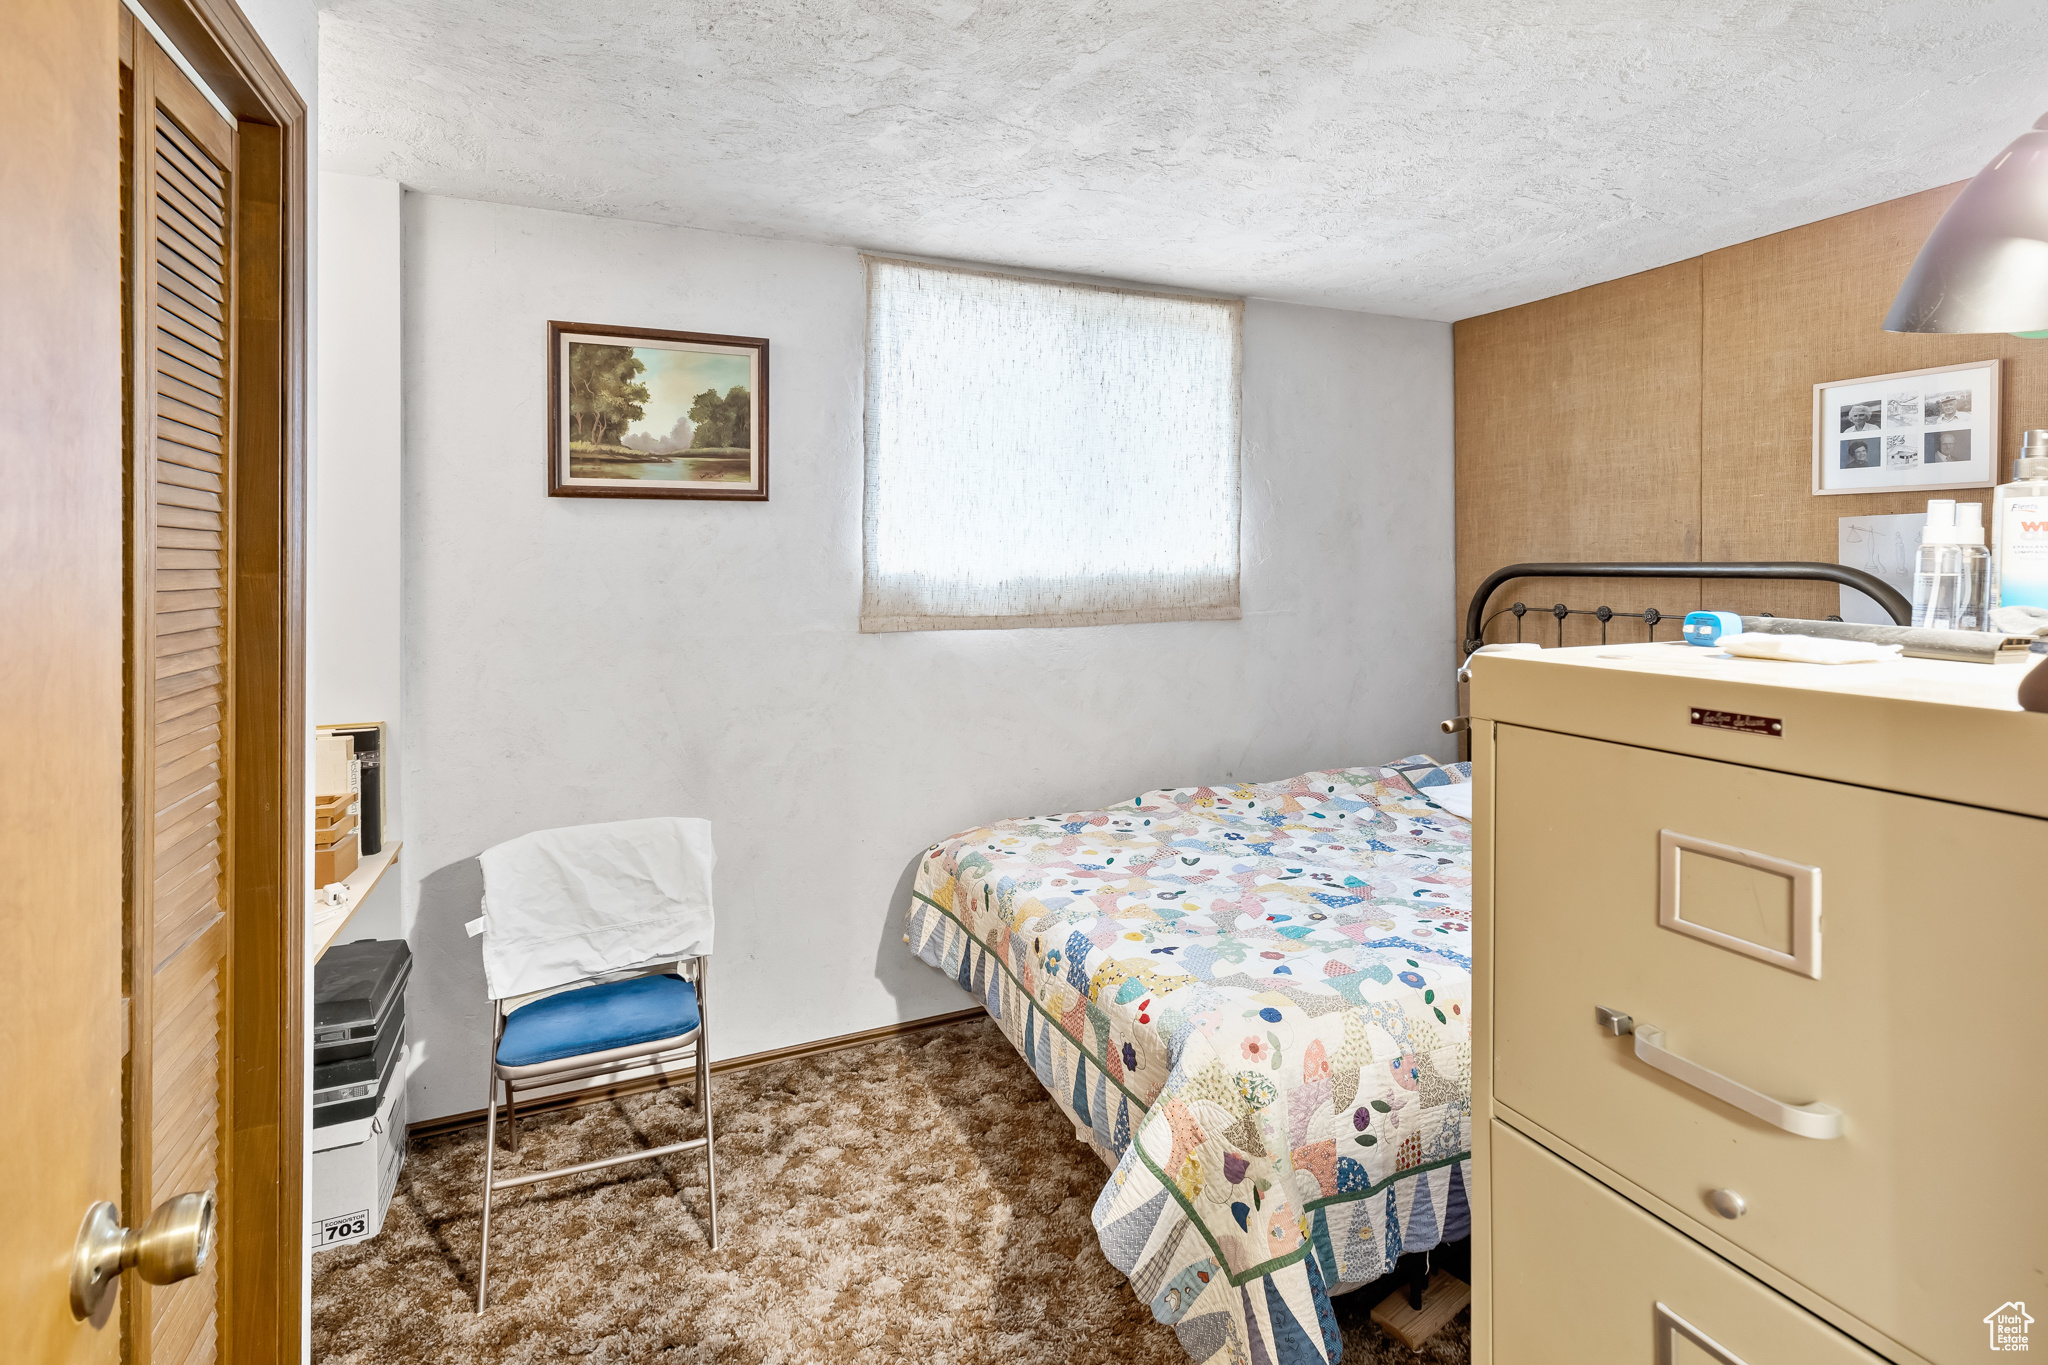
[315,830,359,886]
[310,1081,407,1252]
[314,809,357,850]
[315,733,355,802]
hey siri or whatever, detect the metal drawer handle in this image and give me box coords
[1656,1302,1750,1365]
[1599,1009,1842,1140]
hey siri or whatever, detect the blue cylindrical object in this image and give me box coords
[1682,610,1743,646]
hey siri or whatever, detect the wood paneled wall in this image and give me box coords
[1454,183,2048,646]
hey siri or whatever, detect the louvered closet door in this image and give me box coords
[125,33,237,1365]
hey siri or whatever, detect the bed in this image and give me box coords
[899,558,1919,1363]
[904,755,1474,1365]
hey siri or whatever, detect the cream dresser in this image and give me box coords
[1466,641,2048,1365]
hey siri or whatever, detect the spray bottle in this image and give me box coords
[1911,499,1990,630]
[1992,429,2048,610]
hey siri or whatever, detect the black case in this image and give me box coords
[314,938,412,1067]
[312,1014,406,1128]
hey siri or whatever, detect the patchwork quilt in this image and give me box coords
[904,756,1473,1365]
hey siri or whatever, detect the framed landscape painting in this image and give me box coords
[547,321,769,500]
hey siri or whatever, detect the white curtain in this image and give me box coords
[860,256,1242,632]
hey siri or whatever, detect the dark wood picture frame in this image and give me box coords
[546,320,770,501]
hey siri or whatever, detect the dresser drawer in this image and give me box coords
[1490,724,2048,1364]
[1491,1121,1887,1365]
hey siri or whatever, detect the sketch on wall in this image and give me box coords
[1837,511,1923,623]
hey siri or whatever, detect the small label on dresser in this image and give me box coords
[1690,707,1782,736]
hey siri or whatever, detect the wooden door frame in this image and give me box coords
[127,0,308,1358]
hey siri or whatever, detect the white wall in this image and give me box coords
[238,0,316,105]
[396,192,1456,1122]
[313,172,404,938]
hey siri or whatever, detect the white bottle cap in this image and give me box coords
[1922,498,1985,545]
[2020,430,2048,479]
[1958,502,1986,545]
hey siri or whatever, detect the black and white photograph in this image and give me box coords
[1925,429,1972,463]
[1924,389,1971,425]
[1813,360,1998,495]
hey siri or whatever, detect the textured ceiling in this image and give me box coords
[318,0,2048,320]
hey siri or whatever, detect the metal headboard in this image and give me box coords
[1463,561,1913,655]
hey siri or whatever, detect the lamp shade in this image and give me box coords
[1886,113,2048,334]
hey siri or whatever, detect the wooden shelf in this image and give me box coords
[310,841,401,961]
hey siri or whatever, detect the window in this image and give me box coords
[860,256,1242,632]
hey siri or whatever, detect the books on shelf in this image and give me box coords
[316,722,385,858]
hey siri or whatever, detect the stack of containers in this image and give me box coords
[314,789,359,885]
[310,939,411,1252]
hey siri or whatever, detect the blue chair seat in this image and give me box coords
[496,973,700,1068]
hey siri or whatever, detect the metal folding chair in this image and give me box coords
[475,954,717,1311]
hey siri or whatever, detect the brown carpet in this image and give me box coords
[312,1015,1469,1364]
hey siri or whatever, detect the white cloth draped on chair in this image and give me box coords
[477,816,716,999]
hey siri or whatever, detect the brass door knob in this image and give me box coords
[69,1191,217,1320]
